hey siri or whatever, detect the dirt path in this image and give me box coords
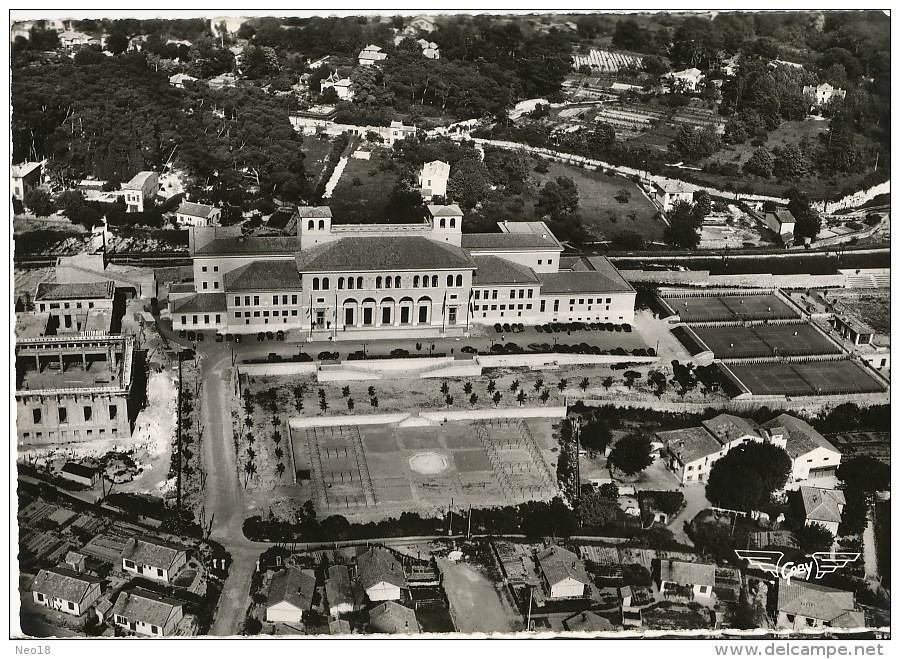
[437,558,522,633]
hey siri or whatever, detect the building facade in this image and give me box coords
[171,207,636,339]
[121,171,159,212]
[12,161,42,200]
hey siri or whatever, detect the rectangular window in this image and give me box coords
[157,568,164,577]
[282,295,288,305]
[215,314,220,323]
[213,266,219,272]
[510,290,515,299]
[474,290,480,300]
[202,281,208,290]
[68,602,75,610]
[263,311,269,317]
[548,259,552,265]
[254,311,260,317]
[526,304,532,310]
[273,310,279,317]
[201,266,208,272]
[578,299,584,305]
[492,290,498,300]
[569,299,576,305]
[244,296,250,306]
[272,296,278,305]
[292,310,298,316]
[234,296,241,306]
[540,300,546,312]
[253,296,259,305]
[553,300,559,312]
[84,406,92,421]
[537,259,542,265]
[202,314,208,324]
[214,282,219,289]
[151,625,159,634]
[58,407,67,423]
[473,305,479,311]
[606,298,611,304]
[192,315,198,325]
[518,304,523,310]
[499,304,506,311]
[527,289,533,298]
[33,409,42,424]
[291,295,298,304]
[588,298,593,304]
[491,305,497,311]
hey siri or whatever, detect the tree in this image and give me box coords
[24,190,55,217]
[276,462,286,478]
[463,382,473,395]
[580,421,612,453]
[647,370,668,397]
[73,46,106,66]
[469,393,478,407]
[319,398,328,412]
[516,390,527,406]
[346,397,354,411]
[601,376,614,391]
[445,394,454,408]
[440,381,450,396]
[598,483,619,499]
[615,188,631,204]
[662,201,701,249]
[370,396,379,409]
[533,379,544,392]
[105,31,129,55]
[612,230,646,250]
[579,377,590,392]
[536,177,579,222]
[623,370,641,389]
[447,158,491,209]
[774,144,809,179]
[608,432,654,477]
[693,190,712,219]
[705,442,792,511]
[744,148,775,177]
[787,189,821,241]
[509,379,520,393]
[576,491,621,527]
[794,522,835,554]
[487,380,496,394]
[243,460,257,488]
[341,386,350,397]
[492,391,502,407]
[557,379,568,393]
[540,389,550,404]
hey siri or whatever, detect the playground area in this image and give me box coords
[718,359,886,397]
[685,323,842,359]
[661,293,799,323]
[291,418,560,516]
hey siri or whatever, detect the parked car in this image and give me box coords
[390,348,410,357]
[186,330,196,341]
[215,333,224,342]
[535,325,544,332]
[179,329,187,339]
[502,323,512,333]
[622,324,632,333]
[516,323,524,332]
[318,350,339,360]
[196,332,204,341]
[257,332,265,342]
[494,323,503,333]
[234,334,243,343]
[276,330,285,341]
[265,331,274,340]
[461,345,478,354]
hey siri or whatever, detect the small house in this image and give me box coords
[11,162,42,201]
[30,567,103,616]
[368,601,420,634]
[761,414,842,481]
[535,546,591,600]
[320,72,354,101]
[58,30,96,48]
[59,462,100,487]
[120,536,189,584]
[169,73,199,88]
[326,565,355,617]
[799,486,846,536]
[405,15,437,34]
[658,559,716,602]
[121,171,159,213]
[831,315,876,347]
[668,67,704,91]
[358,44,387,67]
[266,567,318,624]
[357,547,407,602]
[111,588,185,637]
[418,160,450,200]
[176,201,221,228]
[803,83,847,107]
[563,610,616,633]
[776,579,864,630]
[653,180,695,212]
[416,38,439,59]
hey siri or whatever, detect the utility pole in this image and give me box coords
[526,586,534,632]
[467,505,472,539]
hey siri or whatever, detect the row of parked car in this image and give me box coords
[465,342,655,356]
[537,322,632,333]
[178,329,287,343]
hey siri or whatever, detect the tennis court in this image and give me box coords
[692,323,841,358]
[721,360,886,397]
[663,294,799,322]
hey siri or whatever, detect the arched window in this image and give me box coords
[431,275,438,287]
[413,275,419,288]
[447,274,453,287]
[450,218,456,228]
[312,278,320,291]
[385,277,392,289]
[347,277,354,290]
[357,277,363,289]
[322,277,329,290]
[318,219,325,230]
[338,277,345,290]
[307,220,314,230]
[440,218,446,228]
[394,276,401,288]
[376,276,382,288]
[456,274,463,287]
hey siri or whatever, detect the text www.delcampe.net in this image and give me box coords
[715,645,885,657]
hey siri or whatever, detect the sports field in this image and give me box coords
[689,323,841,359]
[292,418,560,514]
[719,360,886,397]
[662,294,799,323]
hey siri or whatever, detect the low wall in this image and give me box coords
[238,362,318,376]
[477,353,657,368]
[419,406,567,423]
[637,272,848,289]
[289,413,409,429]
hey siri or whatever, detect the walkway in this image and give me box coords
[667,484,710,547]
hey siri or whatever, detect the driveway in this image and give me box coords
[667,484,710,546]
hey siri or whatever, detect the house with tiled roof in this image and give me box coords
[176,201,221,227]
[775,579,864,630]
[803,83,846,107]
[121,171,159,212]
[358,44,387,67]
[326,565,356,617]
[652,180,696,212]
[563,610,617,633]
[30,567,103,616]
[657,559,716,602]
[761,414,842,481]
[357,547,407,602]
[111,588,186,637]
[535,546,591,599]
[266,568,317,624]
[763,210,796,244]
[368,601,420,634]
[798,486,846,536]
[120,536,189,584]
[11,161,42,200]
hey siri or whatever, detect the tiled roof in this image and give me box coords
[657,426,722,465]
[329,619,352,635]
[193,236,301,256]
[296,236,475,272]
[295,206,333,218]
[563,610,615,632]
[761,414,840,460]
[800,486,846,524]
[766,210,796,226]
[659,559,716,588]
[421,161,450,177]
[325,565,353,610]
[30,567,102,605]
[537,270,633,295]
[655,180,694,194]
[35,281,114,301]
[473,256,539,285]
[536,546,590,588]
[702,413,760,443]
[12,162,41,178]
[368,601,420,634]
[224,261,302,291]
[121,536,188,571]
[177,202,217,218]
[171,293,227,314]
[427,204,463,216]
[462,232,561,252]
[111,588,185,627]
[357,547,407,592]
[60,462,97,479]
[267,568,316,612]
[169,283,195,294]
[777,579,859,625]
[581,256,637,292]
[122,171,156,190]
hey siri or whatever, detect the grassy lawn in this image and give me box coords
[528,160,662,241]
[301,135,337,183]
[328,149,401,223]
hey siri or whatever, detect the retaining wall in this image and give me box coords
[476,353,658,368]
[285,406,568,429]
[238,361,318,376]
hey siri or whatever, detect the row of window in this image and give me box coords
[180,314,222,326]
[200,265,220,273]
[22,428,115,439]
[235,310,299,318]
[473,289,534,300]
[234,295,299,306]
[39,301,97,312]
[312,274,466,291]
[473,304,533,312]
[32,405,116,424]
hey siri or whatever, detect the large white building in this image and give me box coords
[171,206,636,338]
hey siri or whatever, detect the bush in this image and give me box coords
[24,189,56,217]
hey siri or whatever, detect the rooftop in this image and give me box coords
[462,232,562,252]
[777,579,861,626]
[35,281,114,301]
[177,201,217,218]
[30,567,102,605]
[193,235,301,256]
[12,161,42,178]
[659,559,716,588]
[427,203,464,217]
[225,261,302,291]
[800,486,846,524]
[357,547,407,592]
[473,256,540,286]
[761,414,840,460]
[171,293,227,315]
[111,588,185,627]
[563,610,616,633]
[296,236,475,272]
[60,462,97,479]
[421,160,450,178]
[766,210,797,226]
[836,315,877,336]
[267,568,317,612]
[122,171,156,191]
[536,545,591,587]
[655,180,695,194]
[538,270,634,295]
[657,426,722,465]
[121,536,189,571]
[368,601,420,634]
[325,565,353,610]
[702,413,760,444]
[296,206,333,218]
[579,256,637,292]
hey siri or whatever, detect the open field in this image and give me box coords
[437,558,523,633]
[290,419,559,515]
[661,294,798,323]
[328,149,401,224]
[830,291,891,335]
[720,359,886,397]
[300,135,337,182]
[686,323,841,359]
[528,160,661,241]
